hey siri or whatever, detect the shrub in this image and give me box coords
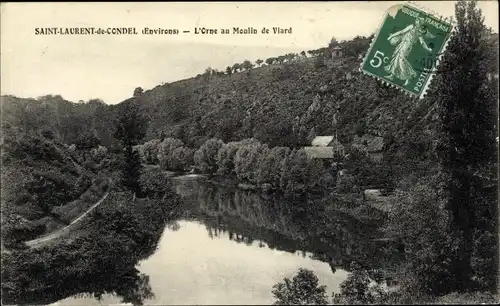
[272,268,329,305]
[194,138,224,173]
[41,130,55,139]
[90,146,108,163]
[157,138,184,169]
[234,139,266,183]
[1,214,46,247]
[256,146,289,188]
[384,174,453,296]
[314,54,326,68]
[75,132,101,150]
[216,142,240,176]
[139,171,174,199]
[140,139,161,164]
[336,174,356,194]
[170,147,194,171]
[279,149,309,194]
[332,262,388,305]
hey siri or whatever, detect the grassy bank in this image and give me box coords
[1,181,181,305]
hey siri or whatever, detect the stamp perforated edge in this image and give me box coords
[359,2,457,99]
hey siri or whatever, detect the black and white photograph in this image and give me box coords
[0,1,498,305]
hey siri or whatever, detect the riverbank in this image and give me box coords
[1,189,181,305]
[156,167,391,228]
[149,165,392,217]
[24,191,110,249]
[3,168,394,306]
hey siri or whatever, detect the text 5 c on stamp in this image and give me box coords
[360,3,454,99]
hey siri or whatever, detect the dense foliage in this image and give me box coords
[114,100,148,195]
[0,132,114,246]
[0,1,497,304]
[1,190,181,306]
[271,1,498,304]
[431,0,498,294]
[272,268,329,305]
[332,262,387,305]
[379,0,498,301]
[137,137,333,194]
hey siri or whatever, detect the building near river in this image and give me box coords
[304,136,346,182]
[352,134,385,163]
[304,136,345,159]
[331,46,343,58]
[304,136,345,160]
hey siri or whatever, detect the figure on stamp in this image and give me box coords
[384,17,435,86]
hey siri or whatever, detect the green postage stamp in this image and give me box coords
[361,3,454,98]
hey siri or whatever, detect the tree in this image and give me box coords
[157,138,184,169]
[256,59,263,67]
[226,66,232,75]
[385,174,453,296]
[204,67,212,74]
[87,98,106,106]
[333,262,387,305]
[300,51,306,57]
[307,158,329,192]
[328,37,339,48]
[280,149,309,193]
[216,142,240,176]
[286,53,297,62]
[170,147,194,171]
[266,58,275,65]
[256,146,290,188]
[75,131,101,150]
[314,53,326,68]
[432,0,497,293]
[336,174,356,193]
[241,60,254,71]
[140,139,161,164]
[354,121,366,137]
[114,101,148,195]
[90,145,108,163]
[133,87,143,97]
[234,139,266,183]
[232,63,241,73]
[41,129,55,140]
[1,212,45,247]
[272,268,329,305]
[343,36,371,57]
[193,138,224,173]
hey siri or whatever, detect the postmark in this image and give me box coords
[360,3,455,98]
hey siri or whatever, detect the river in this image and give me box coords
[46,175,386,305]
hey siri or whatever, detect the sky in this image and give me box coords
[1,1,498,104]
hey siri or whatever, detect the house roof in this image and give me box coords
[304,147,334,159]
[311,136,334,147]
[332,46,342,50]
[353,135,385,152]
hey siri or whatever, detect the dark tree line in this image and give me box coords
[114,100,148,196]
[433,0,498,294]
[198,36,371,78]
[272,1,498,304]
[138,137,334,194]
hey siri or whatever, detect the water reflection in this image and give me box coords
[136,220,349,305]
[174,177,385,271]
[2,232,159,306]
[3,177,387,306]
[1,194,175,306]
